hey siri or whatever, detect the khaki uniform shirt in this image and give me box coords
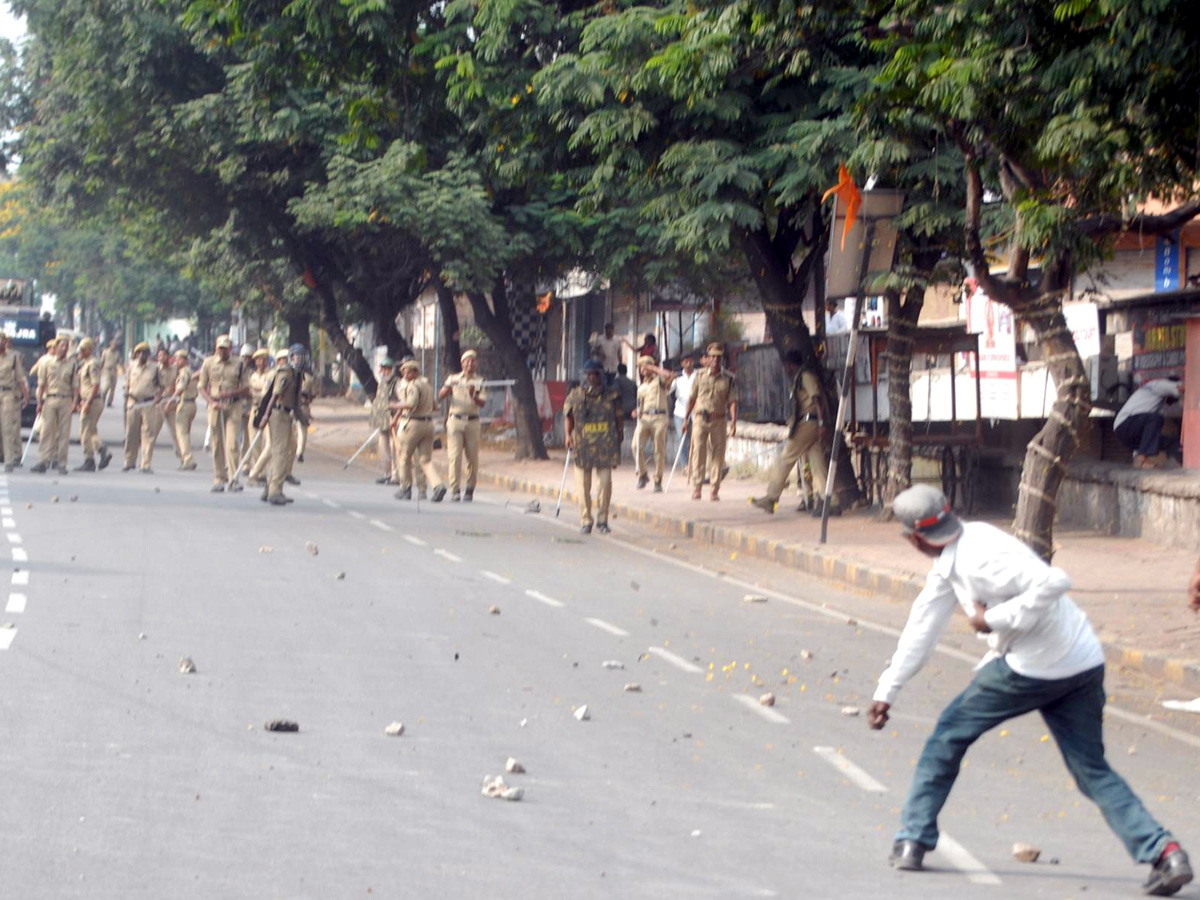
[39,356,78,400]
[248,369,272,405]
[636,375,671,417]
[394,377,436,420]
[126,359,162,401]
[198,355,248,403]
[175,364,198,400]
[445,373,487,416]
[0,350,27,395]
[32,352,53,384]
[158,360,178,398]
[78,357,101,402]
[100,346,121,375]
[689,369,735,418]
[267,363,307,425]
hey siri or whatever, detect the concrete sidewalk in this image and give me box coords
[305,396,1200,693]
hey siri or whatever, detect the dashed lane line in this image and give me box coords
[323,498,341,509]
[732,693,791,724]
[0,627,15,650]
[525,589,564,608]
[480,570,511,585]
[584,617,629,637]
[1,517,13,528]
[11,548,26,562]
[11,570,27,586]
[6,533,21,545]
[347,510,366,521]
[937,834,1003,886]
[370,519,394,533]
[647,646,703,674]
[402,535,427,547]
[812,746,887,793]
[6,593,25,613]
[434,549,462,563]
[0,507,11,516]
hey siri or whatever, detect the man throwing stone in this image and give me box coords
[870,484,1192,896]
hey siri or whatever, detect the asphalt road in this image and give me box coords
[0,402,1197,899]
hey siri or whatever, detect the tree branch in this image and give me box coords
[1078,199,1200,238]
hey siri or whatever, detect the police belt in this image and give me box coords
[0,386,13,392]
[46,392,71,399]
[641,408,668,416]
[273,405,294,413]
[796,413,819,423]
[697,411,725,422]
[132,395,155,403]
[450,413,479,420]
[406,415,432,421]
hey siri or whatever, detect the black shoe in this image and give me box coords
[283,495,294,504]
[74,459,96,472]
[580,524,592,535]
[464,488,473,502]
[211,484,225,493]
[228,481,243,493]
[597,523,611,534]
[375,475,390,484]
[98,449,112,470]
[3,464,12,473]
[30,463,47,473]
[889,840,928,871]
[181,461,197,470]
[653,481,662,493]
[268,495,288,506]
[809,501,842,518]
[636,474,649,489]
[297,453,304,463]
[249,476,266,487]
[139,467,152,474]
[1144,847,1193,896]
[720,465,730,479]
[451,491,461,502]
[701,477,710,485]
[260,489,268,502]
[394,487,412,501]
[285,475,300,486]
[431,485,447,503]
[56,466,69,475]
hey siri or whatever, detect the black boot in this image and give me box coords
[464,488,474,502]
[394,486,412,501]
[1144,846,1193,896]
[98,448,112,470]
[74,458,96,472]
[888,840,928,871]
[431,485,447,502]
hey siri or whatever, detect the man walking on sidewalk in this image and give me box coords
[869,484,1192,896]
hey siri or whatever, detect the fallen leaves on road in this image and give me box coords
[601,660,625,670]
[759,692,775,707]
[384,721,405,737]
[505,758,525,774]
[481,775,524,801]
[264,719,299,732]
[178,657,197,674]
[1011,843,1041,863]
[573,705,590,721]
[306,541,319,556]
[259,546,273,554]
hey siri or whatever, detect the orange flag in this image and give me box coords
[536,290,553,314]
[821,163,862,251]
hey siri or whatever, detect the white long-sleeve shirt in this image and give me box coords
[1114,379,1182,429]
[873,521,1104,705]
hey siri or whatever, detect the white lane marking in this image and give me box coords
[347,510,366,521]
[647,646,703,674]
[370,519,394,532]
[6,594,25,613]
[0,507,11,516]
[812,746,888,793]
[585,617,629,637]
[11,570,28,586]
[480,570,511,585]
[402,535,427,547]
[0,627,14,650]
[323,498,341,509]
[733,693,791,724]
[434,549,462,563]
[1,518,13,528]
[937,833,1003,886]
[6,533,21,545]
[11,548,26,562]
[525,589,563,608]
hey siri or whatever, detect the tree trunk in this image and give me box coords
[882,287,924,508]
[1010,297,1091,561]
[435,276,462,375]
[466,281,549,461]
[285,309,311,349]
[374,294,411,362]
[307,274,377,398]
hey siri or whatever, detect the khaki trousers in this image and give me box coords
[377,429,394,479]
[574,466,612,527]
[101,372,117,407]
[446,416,480,493]
[397,419,443,490]
[0,392,20,466]
[249,424,272,480]
[124,405,153,468]
[266,411,295,499]
[633,414,668,483]
[295,418,308,459]
[79,401,103,461]
[175,400,197,467]
[39,397,72,468]
[765,421,828,502]
[207,401,243,484]
[690,414,727,489]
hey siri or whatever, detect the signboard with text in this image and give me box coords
[1155,233,1181,292]
[963,286,1019,418]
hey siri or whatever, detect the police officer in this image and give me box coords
[391,359,447,502]
[236,342,255,458]
[32,336,76,474]
[632,355,675,492]
[257,347,308,506]
[439,348,487,502]
[74,337,112,471]
[146,347,181,462]
[371,357,398,484]
[100,340,121,407]
[282,344,309,486]
[123,341,163,472]
[750,350,838,517]
[172,348,199,470]
[564,359,623,534]
[245,349,273,486]
[0,333,29,472]
[294,352,315,465]
[198,334,250,492]
[684,342,737,501]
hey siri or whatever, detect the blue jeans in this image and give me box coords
[898,659,1171,863]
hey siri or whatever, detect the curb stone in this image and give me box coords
[481,469,1200,695]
